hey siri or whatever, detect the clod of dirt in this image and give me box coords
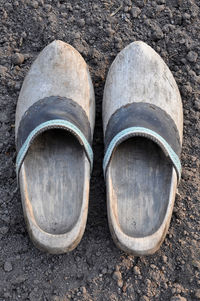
[12,53,24,65]
[81,287,87,294]
[130,6,141,18]
[112,270,122,281]
[133,266,141,275]
[117,279,123,288]
[4,261,13,272]
[29,1,39,9]
[0,226,9,234]
[0,65,8,77]
[151,24,164,40]
[77,19,85,28]
[44,4,52,12]
[162,255,168,263]
[187,51,198,63]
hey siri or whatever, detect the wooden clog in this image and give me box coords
[103,41,183,255]
[15,40,95,254]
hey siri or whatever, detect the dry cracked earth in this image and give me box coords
[0,0,200,300]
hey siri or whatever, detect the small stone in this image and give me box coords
[130,6,141,18]
[170,296,187,301]
[162,255,168,263]
[152,25,164,40]
[115,36,123,50]
[172,284,183,294]
[61,12,68,18]
[0,65,8,77]
[81,287,87,294]
[127,284,135,295]
[133,266,141,275]
[113,270,122,281]
[13,1,19,7]
[33,279,40,285]
[12,53,24,65]
[125,0,132,5]
[124,6,130,13]
[29,289,42,301]
[11,275,26,284]
[38,0,44,5]
[187,51,198,63]
[101,268,107,274]
[192,260,200,270]
[195,289,200,299]
[30,1,38,8]
[15,82,21,91]
[44,4,52,12]
[117,279,123,288]
[156,4,165,14]
[4,261,12,272]
[5,3,13,11]
[77,19,85,27]
[21,31,27,39]
[106,27,115,37]
[0,226,9,234]
[134,0,146,8]
[66,3,72,11]
[183,83,193,96]
[183,13,190,20]
[74,32,81,39]
[122,282,128,292]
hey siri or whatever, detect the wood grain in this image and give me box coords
[103,41,183,255]
[16,40,95,253]
[15,40,95,138]
[103,41,183,144]
[107,138,177,255]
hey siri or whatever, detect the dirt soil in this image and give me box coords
[0,0,200,300]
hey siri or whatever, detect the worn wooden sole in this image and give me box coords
[16,40,95,253]
[19,129,90,253]
[103,41,183,255]
[106,137,177,255]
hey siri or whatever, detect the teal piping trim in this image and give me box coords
[16,119,93,178]
[103,127,181,181]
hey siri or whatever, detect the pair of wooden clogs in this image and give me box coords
[15,40,183,255]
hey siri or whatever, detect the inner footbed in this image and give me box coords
[109,137,173,238]
[22,129,85,235]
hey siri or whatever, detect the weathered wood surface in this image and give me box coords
[103,41,183,255]
[103,41,183,143]
[16,40,95,254]
[16,40,95,137]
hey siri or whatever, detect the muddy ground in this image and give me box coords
[0,0,200,300]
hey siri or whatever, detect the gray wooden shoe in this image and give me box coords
[15,40,95,254]
[103,41,183,255]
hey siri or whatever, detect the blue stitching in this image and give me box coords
[16,119,93,177]
[103,127,181,180]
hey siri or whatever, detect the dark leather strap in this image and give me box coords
[104,102,181,157]
[16,96,92,152]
